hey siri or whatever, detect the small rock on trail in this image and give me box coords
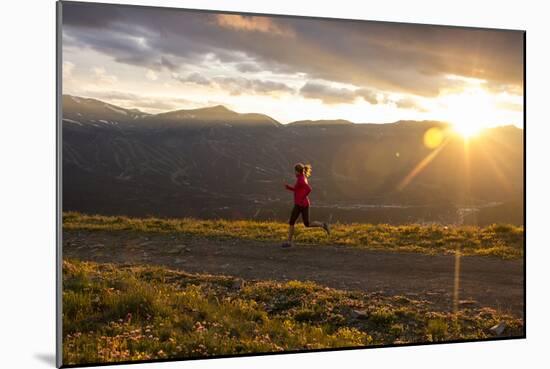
[350,309,369,320]
[490,322,507,335]
[231,279,245,290]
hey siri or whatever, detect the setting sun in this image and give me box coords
[436,88,497,139]
[452,121,482,138]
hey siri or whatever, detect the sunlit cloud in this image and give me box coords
[496,101,523,112]
[63,61,75,79]
[61,2,524,126]
[91,67,118,85]
[145,69,158,81]
[215,14,295,37]
[434,86,522,134]
[77,90,203,113]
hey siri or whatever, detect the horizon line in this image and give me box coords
[62,93,524,129]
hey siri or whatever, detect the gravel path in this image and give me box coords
[63,230,524,317]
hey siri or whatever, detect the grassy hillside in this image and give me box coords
[63,212,524,259]
[63,259,523,365]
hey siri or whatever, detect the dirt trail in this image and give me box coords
[63,230,524,317]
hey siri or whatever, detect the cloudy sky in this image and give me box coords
[62,2,524,128]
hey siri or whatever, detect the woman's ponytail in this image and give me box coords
[294,163,312,177]
[303,164,312,177]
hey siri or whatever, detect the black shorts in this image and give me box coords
[288,204,310,226]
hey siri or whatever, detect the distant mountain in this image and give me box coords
[62,95,151,124]
[144,104,281,128]
[289,119,354,126]
[61,95,524,225]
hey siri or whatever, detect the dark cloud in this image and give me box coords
[173,72,212,86]
[235,62,263,73]
[170,71,294,96]
[299,82,357,104]
[61,2,524,98]
[157,56,179,71]
[62,2,124,28]
[187,72,212,85]
[214,76,294,96]
[355,88,379,104]
[394,97,426,112]
[299,83,383,105]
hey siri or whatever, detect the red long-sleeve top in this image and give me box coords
[285,173,312,207]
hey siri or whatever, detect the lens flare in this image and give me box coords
[424,127,444,149]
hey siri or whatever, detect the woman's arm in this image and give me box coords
[285,184,295,191]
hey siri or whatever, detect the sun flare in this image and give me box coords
[437,88,497,139]
[452,120,483,138]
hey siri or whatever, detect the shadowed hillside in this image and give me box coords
[62,95,524,225]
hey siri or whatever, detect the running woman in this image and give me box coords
[282,163,330,248]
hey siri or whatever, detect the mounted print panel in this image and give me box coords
[57,1,525,367]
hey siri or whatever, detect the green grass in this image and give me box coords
[62,259,523,365]
[63,212,524,259]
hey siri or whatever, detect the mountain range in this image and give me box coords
[61,95,524,225]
